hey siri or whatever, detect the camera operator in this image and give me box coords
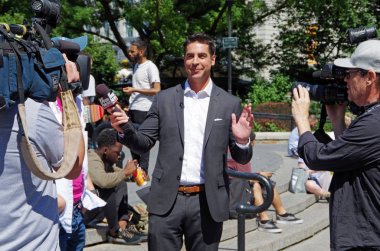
[0,55,84,250]
[292,39,380,250]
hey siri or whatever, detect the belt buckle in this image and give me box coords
[180,186,192,196]
[182,186,191,196]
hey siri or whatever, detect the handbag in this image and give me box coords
[289,168,308,193]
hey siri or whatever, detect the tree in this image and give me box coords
[0,1,119,85]
[1,0,289,86]
[246,73,292,107]
[271,0,379,82]
[53,0,289,79]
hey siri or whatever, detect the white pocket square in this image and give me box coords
[214,118,223,121]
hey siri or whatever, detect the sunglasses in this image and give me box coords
[345,69,367,79]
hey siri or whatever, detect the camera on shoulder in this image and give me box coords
[0,0,90,110]
[292,26,377,106]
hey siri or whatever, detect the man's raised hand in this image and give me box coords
[231,103,254,144]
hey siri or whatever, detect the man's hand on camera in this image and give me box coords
[109,104,129,133]
[292,85,311,135]
[63,54,80,83]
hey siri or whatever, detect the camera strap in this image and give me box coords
[18,91,84,180]
[313,104,333,144]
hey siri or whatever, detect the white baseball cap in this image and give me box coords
[334,39,380,73]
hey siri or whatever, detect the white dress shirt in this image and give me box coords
[180,79,213,185]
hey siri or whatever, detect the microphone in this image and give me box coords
[96,84,127,129]
[52,39,81,55]
[95,83,120,111]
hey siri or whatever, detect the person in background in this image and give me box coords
[85,128,146,245]
[52,75,105,251]
[287,113,330,199]
[116,59,132,85]
[122,39,161,176]
[228,132,303,233]
[288,113,318,158]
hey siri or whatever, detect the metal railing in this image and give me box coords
[226,169,274,251]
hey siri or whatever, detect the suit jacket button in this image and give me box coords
[179,156,183,161]
[177,176,180,180]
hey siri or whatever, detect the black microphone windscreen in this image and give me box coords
[96,84,110,97]
[96,84,119,110]
[53,40,80,55]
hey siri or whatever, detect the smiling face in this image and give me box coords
[184,42,216,89]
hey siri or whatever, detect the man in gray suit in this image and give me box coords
[110,33,254,251]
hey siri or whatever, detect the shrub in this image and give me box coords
[253,102,293,131]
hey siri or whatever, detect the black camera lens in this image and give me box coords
[293,82,347,104]
[31,0,61,27]
[347,26,377,44]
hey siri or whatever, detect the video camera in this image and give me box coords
[0,0,90,109]
[294,26,377,104]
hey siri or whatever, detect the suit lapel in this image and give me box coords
[175,83,185,146]
[203,85,220,148]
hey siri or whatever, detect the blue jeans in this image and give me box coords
[59,203,86,251]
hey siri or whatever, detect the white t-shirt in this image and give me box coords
[129,60,160,112]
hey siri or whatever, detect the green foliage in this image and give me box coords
[253,122,263,132]
[246,74,292,107]
[266,122,284,132]
[84,37,119,85]
[252,102,293,131]
[271,0,379,80]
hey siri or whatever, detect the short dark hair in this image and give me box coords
[183,33,216,56]
[96,128,118,148]
[131,38,147,53]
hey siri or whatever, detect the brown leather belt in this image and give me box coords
[178,185,204,194]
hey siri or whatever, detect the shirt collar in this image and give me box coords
[184,79,213,97]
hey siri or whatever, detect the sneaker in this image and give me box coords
[276,213,303,224]
[107,228,142,245]
[127,224,148,242]
[257,220,282,233]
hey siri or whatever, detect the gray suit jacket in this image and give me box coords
[120,83,252,222]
